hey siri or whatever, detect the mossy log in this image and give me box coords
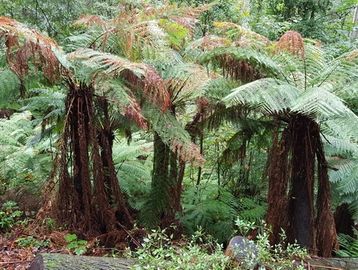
[29,253,134,270]
[306,257,358,270]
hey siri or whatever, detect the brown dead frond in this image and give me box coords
[345,49,358,61]
[0,17,62,82]
[185,35,230,55]
[172,139,205,166]
[215,54,261,82]
[276,31,305,58]
[124,99,148,129]
[69,48,170,111]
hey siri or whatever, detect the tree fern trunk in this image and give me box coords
[57,84,131,234]
[288,115,316,252]
[335,203,354,237]
[98,97,133,227]
[150,130,184,228]
[150,132,170,226]
[266,115,337,256]
[266,123,290,245]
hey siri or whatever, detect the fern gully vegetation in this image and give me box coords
[0,0,358,269]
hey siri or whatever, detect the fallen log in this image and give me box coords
[306,257,358,270]
[29,253,134,270]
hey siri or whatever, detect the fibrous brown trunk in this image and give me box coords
[335,203,354,237]
[266,123,290,245]
[150,132,170,226]
[266,115,337,257]
[57,83,132,234]
[97,98,132,227]
[288,116,316,252]
[150,131,183,228]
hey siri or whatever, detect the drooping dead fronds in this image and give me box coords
[276,31,305,58]
[0,17,62,82]
[124,99,148,130]
[215,54,261,82]
[68,48,171,110]
[171,139,204,166]
[316,136,338,257]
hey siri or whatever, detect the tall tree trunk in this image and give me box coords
[149,104,185,228]
[266,115,337,256]
[288,115,316,252]
[335,203,354,237]
[150,131,184,228]
[57,84,132,234]
[150,132,170,226]
[97,97,133,227]
[266,122,290,245]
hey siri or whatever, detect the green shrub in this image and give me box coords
[65,233,88,255]
[15,236,50,248]
[336,229,358,258]
[0,201,24,232]
[129,228,233,270]
[235,219,307,269]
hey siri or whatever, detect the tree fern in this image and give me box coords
[68,48,171,110]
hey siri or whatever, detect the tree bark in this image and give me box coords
[335,203,354,237]
[57,84,132,234]
[288,115,316,252]
[266,124,290,245]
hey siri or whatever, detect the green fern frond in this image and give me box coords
[181,185,237,243]
[0,112,53,191]
[144,105,203,164]
[163,62,211,106]
[112,137,153,210]
[0,68,20,107]
[291,86,357,119]
[202,77,240,101]
[323,135,358,156]
[223,78,300,114]
[237,197,267,223]
[336,233,358,257]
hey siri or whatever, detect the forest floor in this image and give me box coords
[0,220,130,270]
